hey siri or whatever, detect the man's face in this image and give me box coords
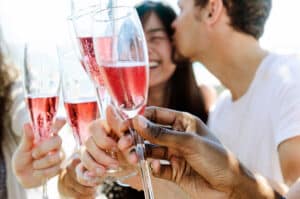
[172,0,210,61]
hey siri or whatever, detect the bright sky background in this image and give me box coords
[0,0,299,85]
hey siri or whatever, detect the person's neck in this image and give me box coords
[148,82,169,107]
[196,33,268,101]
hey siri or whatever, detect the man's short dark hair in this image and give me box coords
[195,0,272,39]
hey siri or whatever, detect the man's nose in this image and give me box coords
[171,17,178,30]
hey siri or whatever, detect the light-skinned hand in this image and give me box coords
[13,119,65,188]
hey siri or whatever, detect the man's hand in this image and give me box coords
[121,106,278,199]
[132,107,233,198]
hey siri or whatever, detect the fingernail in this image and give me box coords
[87,171,96,177]
[138,116,147,128]
[84,172,92,180]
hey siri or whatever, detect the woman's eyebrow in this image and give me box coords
[146,27,166,34]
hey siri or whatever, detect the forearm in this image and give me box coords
[122,174,189,199]
[152,178,189,199]
[231,173,284,199]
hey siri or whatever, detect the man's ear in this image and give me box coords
[207,0,224,25]
[194,0,224,25]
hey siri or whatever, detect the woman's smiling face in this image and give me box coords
[144,12,176,88]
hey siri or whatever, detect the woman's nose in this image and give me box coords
[147,42,155,56]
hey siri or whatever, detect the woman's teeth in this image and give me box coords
[149,61,159,68]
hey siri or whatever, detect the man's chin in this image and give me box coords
[173,48,190,62]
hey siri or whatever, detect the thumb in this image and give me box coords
[19,123,35,152]
[132,115,193,151]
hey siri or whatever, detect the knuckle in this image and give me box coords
[148,123,165,139]
[45,156,53,165]
[93,127,106,143]
[43,168,52,177]
[32,148,41,158]
[88,124,102,140]
[145,106,157,121]
[48,154,59,165]
[100,137,113,150]
[50,166,61,177]
[99,142,108,151]
[32,160,39,169]
[88,120,98,133]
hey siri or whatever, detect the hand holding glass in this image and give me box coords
[23,43,61,199]
[93,6,155,199]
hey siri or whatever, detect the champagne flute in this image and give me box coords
[68,1,109,119]
[59,49,99,152]
[68,1,124,173]
[93,6,155,199]
[23,42,61,199]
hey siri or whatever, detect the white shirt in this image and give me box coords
[208,53,300,183]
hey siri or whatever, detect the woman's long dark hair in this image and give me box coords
[0,31,14,143]
[136,1,208,123]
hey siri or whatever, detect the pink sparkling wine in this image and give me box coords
[64,99,98,145]
[26,96,59,142]
[78,37,105,87]
[100,63,147,118]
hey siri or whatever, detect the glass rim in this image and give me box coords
[93,6,135,23]
[68,4,100,20]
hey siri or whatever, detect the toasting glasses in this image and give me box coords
[23,42,61,199]
[93,6,154,199]
[69,1,124,173]
[59,49,99,151]
[69,1,110,120]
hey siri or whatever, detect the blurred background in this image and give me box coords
[0,0,299,198]
[0,0,300,87]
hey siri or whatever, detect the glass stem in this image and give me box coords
[129,127,155,199]
[42,180,48,199]
[95,86,106,120]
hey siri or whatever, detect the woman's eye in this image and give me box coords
[150,36,167,43]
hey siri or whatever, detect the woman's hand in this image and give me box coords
[12,119,65,188]
[58,157,97,199]
[79,115,137,187]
